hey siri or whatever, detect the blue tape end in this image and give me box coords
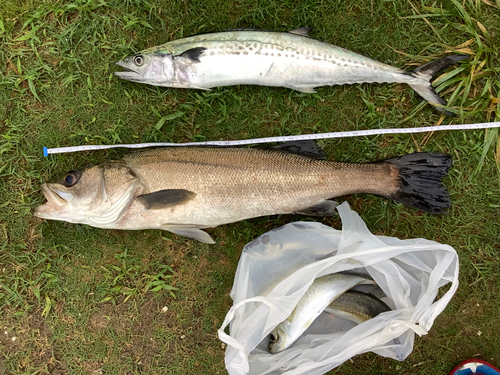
[43,147,48,157]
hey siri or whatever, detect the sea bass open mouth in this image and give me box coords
[34,184,68,217]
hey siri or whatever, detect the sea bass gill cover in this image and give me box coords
[34,145,452,243]
[115,28,468,115]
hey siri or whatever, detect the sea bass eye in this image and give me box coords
[62,171,80,187]
[133,55,144,66]
[269,333,278,343]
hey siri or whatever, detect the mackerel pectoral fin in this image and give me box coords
[271,140,326,160]
[293,86,317,93]
[138,189,196,210]
[178,47,207,63]
[162,225,215,244]
[288,27,312,37]
[295,200,338,216]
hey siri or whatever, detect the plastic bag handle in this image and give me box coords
[387,319,427,336]
[218,296,274,351]
[218,296,276,375]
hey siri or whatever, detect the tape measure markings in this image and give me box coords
[43,122,500,156]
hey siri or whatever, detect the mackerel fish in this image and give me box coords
[324,290,391,325]
[115,27,468,115]
[268,274,375,354]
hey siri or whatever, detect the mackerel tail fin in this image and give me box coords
[408,54,469,116]
[384,152,452,213]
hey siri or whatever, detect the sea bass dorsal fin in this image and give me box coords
[178,47,207,63]
[288,27,312,37]
[295,199,338,216]
[138,189,196,210]
[162,225,215,244]
[272,140,326,160]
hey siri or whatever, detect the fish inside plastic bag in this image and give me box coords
[218,202,459,375]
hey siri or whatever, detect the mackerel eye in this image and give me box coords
[62,171,80,187]
[269,333,278,343]
[133,55,144,66]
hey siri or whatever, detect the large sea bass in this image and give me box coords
[115,28,468,115]
[34,145,452,243]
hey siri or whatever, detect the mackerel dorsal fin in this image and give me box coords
[288,27,312,37]
[271,140,326,160]
[137,189,196,210]
[178,47,207,63]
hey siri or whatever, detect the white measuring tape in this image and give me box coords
[43,122,500,156]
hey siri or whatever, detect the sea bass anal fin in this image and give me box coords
[272,140,326,160]
[295,199,338,216]
[162,224,215,244]
[288,27,312,37]
[178,47,207,63]
[138,189,196,210]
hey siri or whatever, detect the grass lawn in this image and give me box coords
[1,0,499,374]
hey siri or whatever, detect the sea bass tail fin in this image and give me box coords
[385,152,452,213]
[409,54,469,116]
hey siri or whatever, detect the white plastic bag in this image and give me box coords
[218,202,459,375]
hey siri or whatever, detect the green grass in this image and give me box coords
[1,0,499,374]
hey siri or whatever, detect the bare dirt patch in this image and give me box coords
[0,308,68,375]
[87,293,200,369]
